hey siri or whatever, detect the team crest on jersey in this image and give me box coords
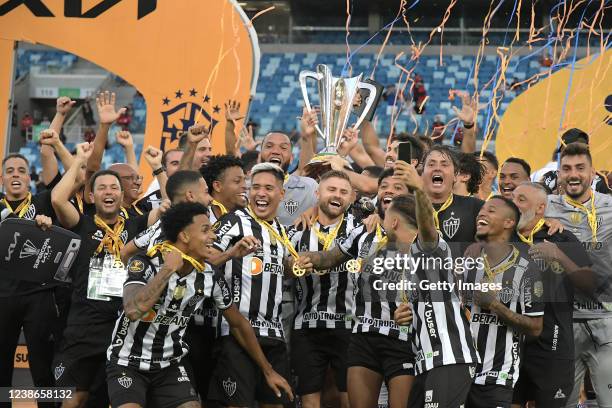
[223,377,237,397]
[570,212,582,225]
[24,204,36,220]
[442,213,460,239]
[128,260,145,273]
[284,199,299,215]
[534,281,544,297]
[54,363,65,380]
[118,375,132,388]
[498,285,515,304]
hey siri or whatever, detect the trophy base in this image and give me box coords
[303,153,351,179]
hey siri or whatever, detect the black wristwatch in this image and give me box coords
[152,167,166,176]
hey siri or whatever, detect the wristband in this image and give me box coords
[152,167,166,176]
[463,122,475,129]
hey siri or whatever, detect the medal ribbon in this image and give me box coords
[517,218,546,246]
[312,214,344,251]
[433,193,454,230]
[482,246,519,281]
[564,193,598,243]
[93,215,125,259]
[211,199,229,216]
[1,193,32,218]
[247,206,299,260]
[75,193,84,214]
[146,241,205,272]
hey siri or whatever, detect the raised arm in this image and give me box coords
[179,124,209,171]
[297,107,318,174]
[51,142,92,229]
[87,91,126,175]
[142,146,168,202]
[116,130,138,169]
[224,100,244,157]
[453,91,477,154]
[49,96,77,170]
[393,160,438,249]
[325,155,378,194]
[123,250,183,321]
[361,120,385,167]
[39,129,59,186]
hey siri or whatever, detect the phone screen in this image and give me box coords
[397,142,413,163]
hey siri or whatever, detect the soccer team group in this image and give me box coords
[1,91,611,408]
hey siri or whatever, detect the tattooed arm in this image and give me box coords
[299,246,349,271]
[123,250,183,321]
[489,301,543,336]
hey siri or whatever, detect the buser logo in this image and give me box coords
[0,0,157,20]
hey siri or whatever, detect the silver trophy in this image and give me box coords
[299,64,379,178]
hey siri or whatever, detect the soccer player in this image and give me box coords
[498,157,531,199]
[392,161,479,408]
[464,196,544,408]
[543,143,612,408]
[106,202,292,408]
[287,170,360,408]
[50,143,164,408]
[298,171,420,408]
[511,182,592,408]
[207,163,302,407]
[200,154,248,224]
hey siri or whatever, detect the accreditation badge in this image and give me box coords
[87,257,111,301]
[98,254,128,298]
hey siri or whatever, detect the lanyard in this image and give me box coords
[93,215,125,259]
[482,246,519,281]
[433,193,454,230]
[75,193,84,214]
[147,241,204,272]
[564,193,598,243]
[1,193,32,218]
[211,199,229,216]
[312,214,344,251]
[517,218,546,245]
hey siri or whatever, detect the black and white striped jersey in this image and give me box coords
[337,224,410,341]
[408,237,479,375]
[133,219,165,252]
[106,253,232,371]
[463,247,544,387]
[213,209,288,340]
[288,213,360,330]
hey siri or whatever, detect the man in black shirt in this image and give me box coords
[421,146,484,252]
[511,182,593,408]
[50,143,164,408]
[0,153,63,408]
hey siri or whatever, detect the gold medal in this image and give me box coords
[292,263,306,277]
[173,285,185,300]
[346,259,361,273]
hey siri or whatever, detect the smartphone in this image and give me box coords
[397,141,413,163]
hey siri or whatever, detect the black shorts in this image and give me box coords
[184,322,217,400]
[53,323,115,391]
[208,335,291,406]
[408,363,476,408]
[106,361,198,408]
[291,328,350,395]
[347,332,415,380]
[512,357,574,407]
[467,384,514,408]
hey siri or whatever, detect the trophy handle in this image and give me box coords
[353,82,378,129]
[299,71,325,138]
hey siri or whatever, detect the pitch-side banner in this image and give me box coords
[0,0,260,187]
[496,49,611,171]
